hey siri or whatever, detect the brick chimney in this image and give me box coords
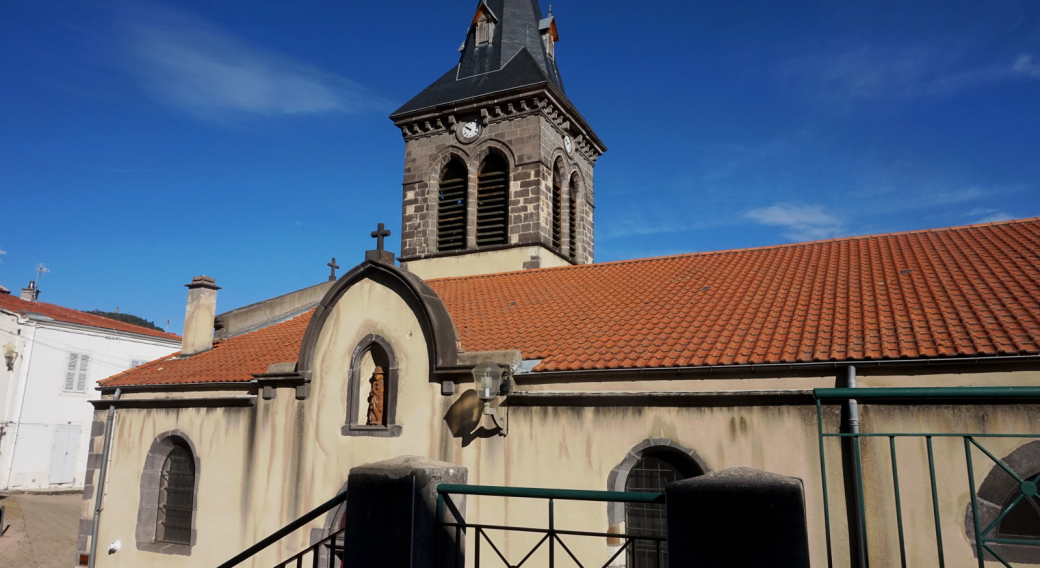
[182,275,220,356]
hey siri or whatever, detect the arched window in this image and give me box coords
[156,443,195,544]
[136,431,199,555]
[476,154,509,247]
[437,160,467,252]
[997,476,1040,540]
[964,440,1040,564]
[625,449,703,568]
[344,335,401,437]
[551,163,563,250]
[568,174,579,261]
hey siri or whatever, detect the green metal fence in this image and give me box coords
[436,483,665,568]
[815,386,1040,568]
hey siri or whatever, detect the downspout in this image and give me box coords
[88,387,121,568]
[846,366,868,568]
[2,320,36,489]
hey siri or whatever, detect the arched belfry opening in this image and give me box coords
[437,159,467,252]
[568,173,580,261]
[551,161,564,251]
[476,153,509,247]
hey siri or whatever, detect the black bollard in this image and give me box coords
[342,455,467,568]
[665,467,810,568]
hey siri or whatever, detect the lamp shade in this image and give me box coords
[472,361,503,401]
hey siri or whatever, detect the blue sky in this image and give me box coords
[1,0,1038,333]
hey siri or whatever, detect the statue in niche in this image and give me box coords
[366,366,385,425]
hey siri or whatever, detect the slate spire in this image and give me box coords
[391,0,565,117]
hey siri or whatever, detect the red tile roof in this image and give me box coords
[101,218,1040,386]
[0,294,181,341]
[100,309,313,386]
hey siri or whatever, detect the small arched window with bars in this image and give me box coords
[437,160,468,252]
[476,154,509,246]
[156,443,195,545]
[568,175,579,261]
[551,163,563,250]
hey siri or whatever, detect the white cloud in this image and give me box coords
[744,203,846,241]
[123,5,381,120]
[784,46,1040,102]
[1012,54,1040,78]
[967,208,1015,224]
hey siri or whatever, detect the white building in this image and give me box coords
[0,286,180,490]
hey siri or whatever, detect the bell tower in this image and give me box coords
[390,0,606,280]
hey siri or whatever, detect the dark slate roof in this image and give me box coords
[391,0,565,118]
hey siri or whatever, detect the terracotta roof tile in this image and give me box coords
[0,294,180,341]
[430,218,1040,371]
[100,309,313,386]
[102,218,1040,386]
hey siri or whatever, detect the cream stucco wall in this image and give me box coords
[83,273,1040,568]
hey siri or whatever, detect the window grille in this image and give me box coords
[551,167,563,250]
[476,155,509,247]
[64,352,90,393]
[998,479,1040,539]
[437,161,468,252]
[568,179,578,260]
[626,456,684,568]
[156,445,195,545]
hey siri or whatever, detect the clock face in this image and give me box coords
[564,135,573,154]
[461,121,480,139]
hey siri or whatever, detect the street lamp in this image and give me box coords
[472,361,507,434]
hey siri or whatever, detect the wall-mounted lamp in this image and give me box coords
[472,361,508,435]
[3,343,17,372]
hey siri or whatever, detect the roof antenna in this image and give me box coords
[35,263,50,287]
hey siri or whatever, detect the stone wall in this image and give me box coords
[398,91,599,270]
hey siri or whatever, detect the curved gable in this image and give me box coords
[297,261,459,379]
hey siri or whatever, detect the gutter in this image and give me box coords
[514,354,1040,382]
[1,321,36,489]
[88,387,121,568]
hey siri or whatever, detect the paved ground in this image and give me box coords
[0,492,81,568]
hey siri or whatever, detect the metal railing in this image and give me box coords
[437,483,666,568]
[215,491,347,568]
[815,386,1040,568]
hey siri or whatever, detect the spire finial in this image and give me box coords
[548,4,553,16]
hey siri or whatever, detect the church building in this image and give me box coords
[77,2,1040,567]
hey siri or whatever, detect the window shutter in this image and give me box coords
[64,354,78,391]
[75,354,90,392]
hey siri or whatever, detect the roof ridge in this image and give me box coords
[0,294,181,340]
[425,217,1040,283]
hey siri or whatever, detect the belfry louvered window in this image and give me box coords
[551,166,563,250]
[156,444,195,545]
[476,154,509,246]
[437,161,468,252]
[568,177,578,260]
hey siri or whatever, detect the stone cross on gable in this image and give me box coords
[327,257,340,282]
[365,222,396,265]
[371,223,391,252]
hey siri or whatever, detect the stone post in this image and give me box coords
[665,467,810,568]
[343,455,467,568]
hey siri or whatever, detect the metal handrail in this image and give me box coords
[813,385,1040,568]
[437,483,665,503]
[436,483,667,568]
[215,491,347,568]
[814,386,1040,401]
